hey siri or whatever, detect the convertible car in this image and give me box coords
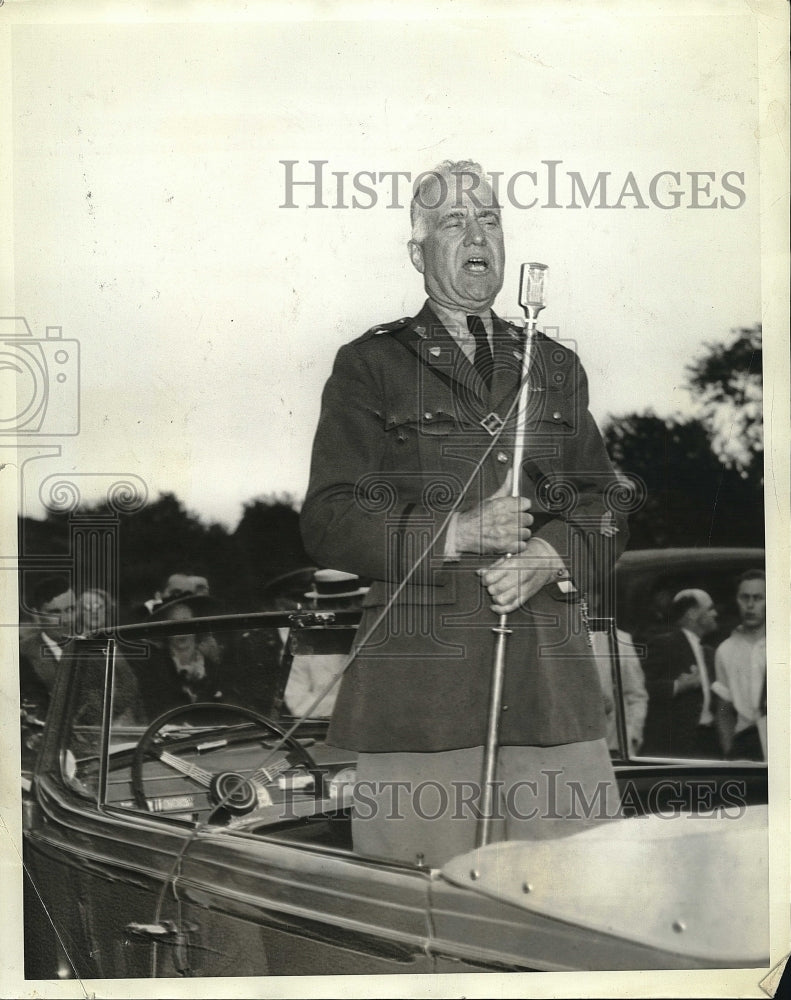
[22,549,768,980]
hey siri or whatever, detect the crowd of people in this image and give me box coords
[17,566,368,735]
[17,564,768,767]
[598,570,767,762]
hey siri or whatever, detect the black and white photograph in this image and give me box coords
[1,1,788,997]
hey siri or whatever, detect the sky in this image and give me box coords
[3,4,767,531]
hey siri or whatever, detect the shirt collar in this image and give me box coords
[40,631,63,661]
[428,299,493,344]
[733,624,767,642]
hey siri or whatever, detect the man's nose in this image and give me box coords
[464,218,485,245]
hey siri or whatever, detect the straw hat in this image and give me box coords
[304,568,369,600]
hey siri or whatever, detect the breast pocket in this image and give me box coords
[383,407,470,513]
[385,406,457,464]
[533,389,578,437]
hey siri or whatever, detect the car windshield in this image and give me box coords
[59,614,360,828]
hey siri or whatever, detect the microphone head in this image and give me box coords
[519,262,548,311]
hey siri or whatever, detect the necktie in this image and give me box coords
[467,314,492,389]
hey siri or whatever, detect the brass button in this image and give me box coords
[424,412,433,420]
[496,451,509,463]
[552,410,562,420]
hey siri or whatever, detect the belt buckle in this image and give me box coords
[480,411,504,436]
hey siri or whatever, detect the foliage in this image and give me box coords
[685,324,762,478]
[18,491,310,621]
[603,324,764,550]
[603,412,763,549]
[232,494,310,604]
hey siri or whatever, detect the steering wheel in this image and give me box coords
[131,702,320,815]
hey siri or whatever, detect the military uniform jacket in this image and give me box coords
[301,302,629,752]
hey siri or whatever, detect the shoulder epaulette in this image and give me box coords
[362,316,413,339]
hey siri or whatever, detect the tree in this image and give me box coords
[104,491,222,608]
[17,490,313,621]
[686,324,762,481]
[602,324,764,550]
[232,493,310,606]
[603,411,762,549]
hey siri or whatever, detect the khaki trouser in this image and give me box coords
[352,738,621,867]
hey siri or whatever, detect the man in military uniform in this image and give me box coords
[301,160,628,865]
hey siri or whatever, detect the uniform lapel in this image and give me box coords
[415,302,484,394]
[393,303,489,422]
[391,305,534,425]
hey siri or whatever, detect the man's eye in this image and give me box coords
[481,216,500,227]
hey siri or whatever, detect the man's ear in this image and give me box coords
[408,240,425,274]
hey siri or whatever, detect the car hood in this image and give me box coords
[440,804,768,966]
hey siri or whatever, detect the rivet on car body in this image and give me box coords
[470,869,480,880]
[672,920,686,933]
[522,882,533,893]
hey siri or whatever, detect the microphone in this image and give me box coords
[518,262,548,317]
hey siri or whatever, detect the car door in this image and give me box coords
[171,829,436,977]
[24,638,188,979]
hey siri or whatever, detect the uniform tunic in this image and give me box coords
[301,302,628,753]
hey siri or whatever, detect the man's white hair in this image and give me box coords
[409,160,499,243]
[673,588,710,607]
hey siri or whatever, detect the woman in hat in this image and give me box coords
[135,593,227,720]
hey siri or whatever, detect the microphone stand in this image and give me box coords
[477,263,547,849]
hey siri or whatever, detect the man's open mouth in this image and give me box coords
[463,256,489,273]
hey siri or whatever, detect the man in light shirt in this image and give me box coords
[712,570,767,761]
[641,589,721,759]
